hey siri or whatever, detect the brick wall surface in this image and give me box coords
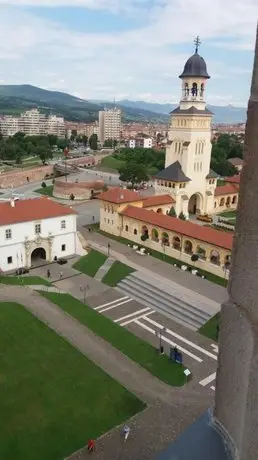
[0,165,53,188]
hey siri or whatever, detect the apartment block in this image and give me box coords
[0,109,66,138]
[99,108,122,143]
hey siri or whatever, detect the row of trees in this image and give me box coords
[211,133,243,177]
[117,147,164,187]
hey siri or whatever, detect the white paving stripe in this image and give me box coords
[211,344,219,353]
[199,372,217,387]
[144,316,217,361]
[210,386,216,391]
[94,296,129,310]
[98,298,132,313]
[134,319,203,363]
[120,311,154,327]
[114,308,151,323]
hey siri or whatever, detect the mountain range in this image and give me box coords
[0,84,247,124]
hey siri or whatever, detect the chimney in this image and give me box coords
[120,194,124,200]
[10,199,15,208]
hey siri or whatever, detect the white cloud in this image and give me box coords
[0,1,256,105]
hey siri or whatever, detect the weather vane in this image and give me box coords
[194,36,201,53]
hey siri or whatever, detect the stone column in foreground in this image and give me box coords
[213,23,258,460]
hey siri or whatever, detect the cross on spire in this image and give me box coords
[194,36,201,53]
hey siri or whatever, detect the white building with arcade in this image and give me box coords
[153,38,219,219]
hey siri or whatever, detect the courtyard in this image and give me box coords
[0,301,145,460]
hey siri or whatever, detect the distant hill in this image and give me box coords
[0,85,247,124]
[0,85,169,123]
[117,100,247,124]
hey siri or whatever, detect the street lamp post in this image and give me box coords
[80,284,90,304]
[107,243,111,256]
[157,327,166,353]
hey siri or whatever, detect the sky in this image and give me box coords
[0,0,257,106]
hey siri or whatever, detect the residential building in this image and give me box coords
[228,157,244,172]
[126,136,153,149]
[0,108,66,138]
[0,196,83,272]
[99,107,122,143]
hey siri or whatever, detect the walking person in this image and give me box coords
[59,271,63,280]
[123,425,130,442]
[47,269,51,279]
[87,439,95,453]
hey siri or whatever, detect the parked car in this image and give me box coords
[197,214,213,223]
[57,258,67,265]
[16,268,29,275]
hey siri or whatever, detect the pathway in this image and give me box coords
[81,231,228,304]
[0,285,211,460]
[94,257,115,282]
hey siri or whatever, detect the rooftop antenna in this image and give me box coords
[194,35,201,53]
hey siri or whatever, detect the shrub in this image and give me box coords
[179,211,186,220]
[41,181,47,188]
[52,178,55,184]
[70,193,75,201]
[45,174,49,179]
[168,206,177,217]
[141,234,147,241]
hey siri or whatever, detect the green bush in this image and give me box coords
[179,211,186,220]
[41,181,47,188]
[70,193,75,200]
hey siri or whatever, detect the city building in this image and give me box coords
[0,196,83,272]
[98,107,122,143]
[228,157,244,172]
[0,108,65,138]
[151,43,240,218]
[98,187,232,279]
[126,136,153,149]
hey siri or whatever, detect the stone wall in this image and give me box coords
[53,178,104,200]
[0,165,54,188]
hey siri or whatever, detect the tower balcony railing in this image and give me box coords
[181,95,205,102]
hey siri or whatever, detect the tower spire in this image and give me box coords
[194,35,201,54]
[251,23,258,100]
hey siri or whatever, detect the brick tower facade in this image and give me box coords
[214,24,258,460]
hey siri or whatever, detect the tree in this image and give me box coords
[179,211,186,220]
[118,161,149,188]
[82,135,88,146]
[70,129,77,141]
[104,139,118,148]
[168,206,177,217]
[211,158,237,177]
[47,134,58,146]
[89,134,98,150]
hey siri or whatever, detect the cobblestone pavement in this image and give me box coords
[1,285,212,460]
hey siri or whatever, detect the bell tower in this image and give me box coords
[179,36,210,111]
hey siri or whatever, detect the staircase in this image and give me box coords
[116,271,219,330]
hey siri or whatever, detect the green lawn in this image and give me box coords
[90,225,227,287]
[218,210,236,219]
[73,250,108,277]
[0,276,51,286]
[199,313,220,342]
[42,293,186,387]
[101,155,126,171]
[0,302,144,460]
[102,261,135,286]
[34,185,54,196]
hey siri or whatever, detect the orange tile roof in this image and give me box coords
[225,175,241,184]
[142,194,175,207]
[97,187,143,204]
[214,184,238,196]
[0,197,76,226]
[120,206,233,250]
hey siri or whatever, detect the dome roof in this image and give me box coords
[179,52,210,79]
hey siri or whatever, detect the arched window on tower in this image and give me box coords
[200,83,204,97]
[191,82,198,96]
[184,83,189,97]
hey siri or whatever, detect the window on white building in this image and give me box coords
[35,223,41,234]
[61,244,66,252]
[7,256,12,264]
[5,228,12,240]
[61,220,66,229]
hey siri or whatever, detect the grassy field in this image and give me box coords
[0,301,145,460]
[42,293,186,387]
[218,210,236,219]
[101,155,126,171]
[90,225,227,287]
[73,250,108,277]
[102,261,135,286]
[199,313,220,342]
[34,185,54,196]
[0,276,51,286]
